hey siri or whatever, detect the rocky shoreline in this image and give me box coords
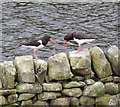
[0,45,119,106]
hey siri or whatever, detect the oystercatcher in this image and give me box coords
[63,32,96,52]
[22,35,56,60]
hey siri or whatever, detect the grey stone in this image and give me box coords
[33,100,48,106]
[0,61,16,88]
[85,79,95,85]
[62,88,82,97]
[63,81,86,88]
[0,89,16,95]
[0,79,2,88]
[71,76,84,81]
[100,76,113,83]
[34,59,47,84]
[14,55,35,83]
[16,83,42,94]
[50,98,70,106]
[70,97,79,106]
[105,82,119,95]
[21,100,32,105]
[79,96,95,105]
[7,94,18,104]
[83,81,105,97]
[95,95,119,106]
[18,93,35,101]
[42,83,62,91]
[113,76,120,83]
[38,92,61,100]
[0,96,7,105]
[47,53,73,81]
[106,45,120,76]
[68,49,92,77]
[90,46,113,78]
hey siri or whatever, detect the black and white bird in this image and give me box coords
[63,32,96,52]
[22,35,56,60]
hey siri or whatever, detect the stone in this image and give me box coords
[14,55,35,83]
[18,93,35,101]
[68,49,92,77]
[63,81,86,88]
[0,96,7,105]
[71,76,84,81]
[47,53,73,81]
[42,83,62,91]
[90,46,113,78]
[95,95,119,106]
[100,76,113,83]
[105,82,119,95]
[70,97,79,106]
[38,92,61,100]
[21,100,32,105]
[113,76,120,83]
[0,89,16,95]
[85,79,95,85]
[7,94,18,104]
[34,59,47,84]
[106,45,120,76]
[0,79,2,88]
[62,88,82,97]
[83,81,105,97]
[16,83,42,94]
[0,61,16,88]
[50,98,70,106]
[79,96,95,105]
[33,100,48,106]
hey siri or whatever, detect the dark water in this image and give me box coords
[1,2,119,62]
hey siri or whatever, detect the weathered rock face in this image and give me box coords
[50,98,70,106]
[83,81,105,97]
[95,95,119,106]
[0,96,7,105]
[105,82,119,95]
[90,47,113,78]
[47,53,73,81]
[106,45,120,76]
[79,96,95,105]
[16,83,42,94]
[70,97,79,106]
[42,83,62,91]
[68,49,92,78]
[14,55,35,83]
[38,92,61,100]
[0,89,16,95]
[62,88,82,97]
[34,59,47,84]
[7,94,18,104]
[0,61,16,88]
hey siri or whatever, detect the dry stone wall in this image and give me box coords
[0,45,119,106]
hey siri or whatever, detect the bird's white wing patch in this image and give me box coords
[73,38,95,45]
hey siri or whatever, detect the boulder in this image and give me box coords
[90,46,112,78]
[0,61,16,88]
[106,45,120,76]
[0,79,2,88]
[42,83,62,91]
[105,82,119,95]
[16,83,42,94]
[113,76,120,83]
[21,100,32,105]
[62,88,82,97]
[18,93,35,101]
[68,49,92,78]
[33,100,48,106]
[83,81,105,97]
[71,76,84,81]
[100,76,113,83]
[0,89,16,95]
[34,59,47,84]
[50,98,70,106]
[38,92,61,100]
[63,81,86,88]
[95,95,119,106]
[14,55,35,83]
[47,53,73,81]
[70,97,79,106]
[85,79,95,85]
[7,94,18,104]
[79,96,95,105]
[0,96,7,105]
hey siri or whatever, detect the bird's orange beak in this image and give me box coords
[49,38,57,44]
[63,40,68,47]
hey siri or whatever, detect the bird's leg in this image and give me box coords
[76,45,83,53]
[33,50,38,60]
